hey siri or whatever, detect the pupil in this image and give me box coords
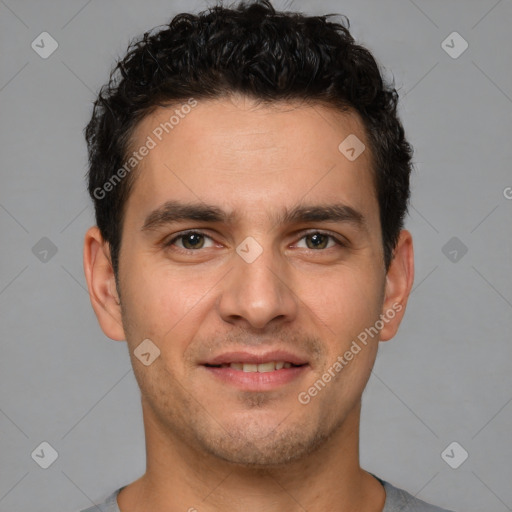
[184,233,203,249]
[308,233,326,249]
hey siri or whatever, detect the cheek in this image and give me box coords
[121,261,216,348]
[299,265,383,335]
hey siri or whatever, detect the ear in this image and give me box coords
[379,229,414,341]
[83,226,126,341]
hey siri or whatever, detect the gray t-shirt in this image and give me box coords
[78,476,454,511]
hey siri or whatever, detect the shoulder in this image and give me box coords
[378,477,455,512]
[76,486,123,512]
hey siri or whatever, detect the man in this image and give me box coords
[81,1,453,511]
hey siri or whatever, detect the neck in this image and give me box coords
[117,399,385,512]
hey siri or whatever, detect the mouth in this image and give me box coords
[201,350,310,391]
[204,361,305,372]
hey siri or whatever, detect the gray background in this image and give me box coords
[1,0,511,511]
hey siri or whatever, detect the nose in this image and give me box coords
[217,240,299,330]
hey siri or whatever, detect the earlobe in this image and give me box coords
[83,226,126,341]
[379,229,414,342]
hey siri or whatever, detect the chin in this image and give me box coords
[196,417,333,468]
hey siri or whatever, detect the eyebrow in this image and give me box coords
[141,200,366,232]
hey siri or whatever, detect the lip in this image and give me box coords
[202,350,309,366]
[202,364,309,391]
[200,349,310,391]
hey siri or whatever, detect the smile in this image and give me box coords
[206,361,302,372]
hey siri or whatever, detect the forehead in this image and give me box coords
[124,97,378,227]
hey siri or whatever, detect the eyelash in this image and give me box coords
[163,229,347,252]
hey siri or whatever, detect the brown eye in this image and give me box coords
[165,231,214,250]
[297,232,341,250]
[181,233,205,249]
[305,233,329,249]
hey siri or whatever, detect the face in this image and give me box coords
[85,95,413,467]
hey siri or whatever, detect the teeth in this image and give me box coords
[227,361,294,372]
[257,362,276,373]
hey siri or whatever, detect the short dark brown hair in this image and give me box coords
[85,0,413,278]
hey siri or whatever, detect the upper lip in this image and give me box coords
[202,350,309,366]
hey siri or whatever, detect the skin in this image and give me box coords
[84,95,414,512]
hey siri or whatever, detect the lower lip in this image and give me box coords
[202,365,309,391]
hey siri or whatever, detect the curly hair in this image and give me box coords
[85,0,413,279]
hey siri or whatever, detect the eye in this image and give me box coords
[163,230,345,253]
[295,231,344,250]
[165,231,215,250]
